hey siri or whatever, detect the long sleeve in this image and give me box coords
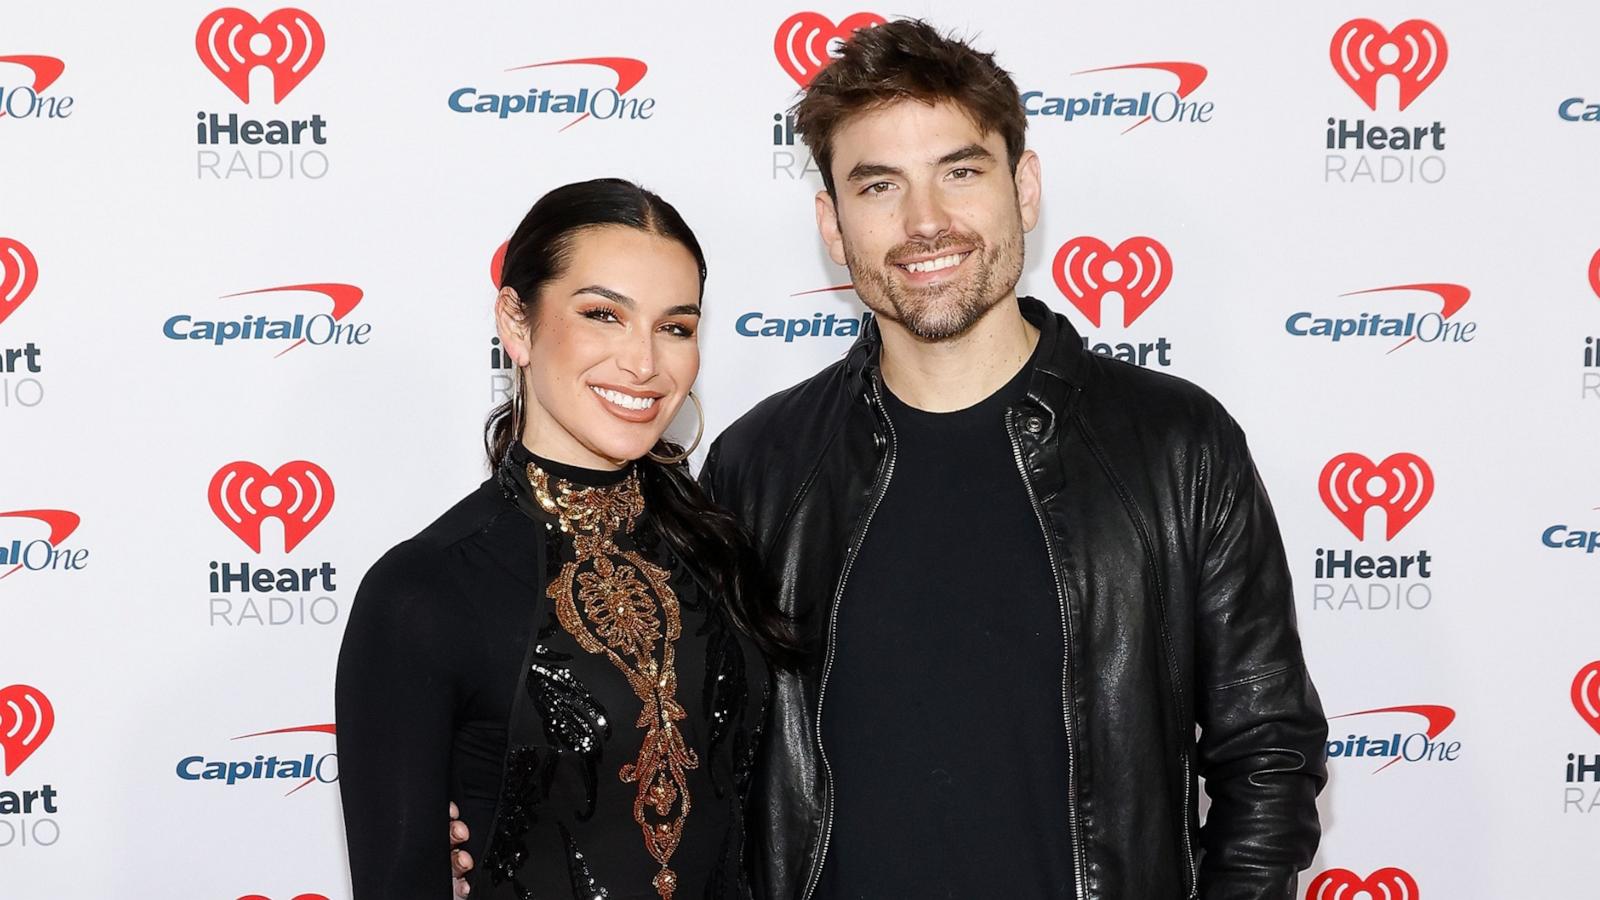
[1193,416,1329,900]
[336,540,458,899]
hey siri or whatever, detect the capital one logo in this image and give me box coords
[1052,237,1172,327]
[1326,704,1458,773]
[196,8,325,103]
[208,461,334,553]
[1319,452,1433,540]
[0,684,54,776]
[0,55,67,119]
[773,11,885,87]
[1575,661,1600,737]
[0,237,38,328]
[1331,18,1447,111]
[447,57,653,130]
[1023,63,1211,133]
[0,509,81,580]
[162,282,367,356]
[1307,867,1419,899]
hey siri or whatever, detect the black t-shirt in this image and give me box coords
[817,351,1076,899]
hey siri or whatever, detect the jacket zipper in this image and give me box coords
[1181,750,1198,897]
[1006,410,1088,900]
[800,376,898,900]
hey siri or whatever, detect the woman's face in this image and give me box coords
[498,225,703,469]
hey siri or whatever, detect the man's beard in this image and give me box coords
[844,223,1025,342]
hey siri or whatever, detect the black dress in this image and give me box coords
[336,444,766,900]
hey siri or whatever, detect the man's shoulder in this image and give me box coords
[702,357,859,522]
[1080,353,1239,441]
[714,356,857,463]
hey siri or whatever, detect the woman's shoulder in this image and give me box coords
[359,477,513,600]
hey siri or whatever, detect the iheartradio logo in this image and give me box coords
[196,8,325,104]
[0,684,54,776]
[773,11,885,88]
[0,237,39,328]
[1588,249,1600,302]
[1307,867,1419,899]
[1330,19,1447,112]
[208,461,334,553]
[1318,452,1434,541]
[1052,236,1172,327]
[1575,661,1600,737]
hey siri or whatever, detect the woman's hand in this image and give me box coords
[449,802,474,896]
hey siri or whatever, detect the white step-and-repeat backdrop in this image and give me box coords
[4,3,1598,898]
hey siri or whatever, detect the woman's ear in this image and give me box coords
[494,287,530,367]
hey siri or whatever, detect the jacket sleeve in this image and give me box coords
[1193,416,1328,900]
[335,540,457,899]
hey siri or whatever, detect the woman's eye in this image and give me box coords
[581,307,620,323]
[661,323,695,338]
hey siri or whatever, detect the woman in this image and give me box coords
[336,178,797,900]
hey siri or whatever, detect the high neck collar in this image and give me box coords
[507,439,633,487]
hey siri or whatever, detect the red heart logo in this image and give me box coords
[1574,661,1600,737]
[1588,248,1600,301]
[208,460,335,553]
[1330,19,1448,112]
[1307,867,1420,900]
[195,7,325,103]
[0,237,39,328]
[773,11,886,87]
[1318,452,1434,541]
[1051,236,1172,327]
[0,684,55,776]
[491,240,508,289]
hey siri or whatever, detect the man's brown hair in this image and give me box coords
[793,18,1028,197]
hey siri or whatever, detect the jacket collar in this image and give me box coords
[844,295,1089,412]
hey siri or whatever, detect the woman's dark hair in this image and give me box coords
[485,177,804,667]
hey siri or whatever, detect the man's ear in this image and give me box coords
[493,287,530,367]
[1015,149,1042,233]
[815,190,848,267]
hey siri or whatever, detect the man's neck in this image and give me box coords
[878,295,1040,412]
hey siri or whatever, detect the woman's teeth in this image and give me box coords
[591,386,658,410]
[902,252,968,274]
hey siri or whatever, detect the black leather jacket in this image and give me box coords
[701,297,1327,900]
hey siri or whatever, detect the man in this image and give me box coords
[454,18,1326,899]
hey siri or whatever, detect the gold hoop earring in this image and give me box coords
[510,364,526,456]
[646,390,704,465]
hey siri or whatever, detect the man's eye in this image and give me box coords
[863,181,894,195]
[949,167,978,179]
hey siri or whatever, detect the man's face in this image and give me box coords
[816,99,1040,341]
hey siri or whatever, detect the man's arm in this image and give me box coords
[1193,418,1328,900]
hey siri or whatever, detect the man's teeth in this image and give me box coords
[902,253,967,274]
[592,386,657,411]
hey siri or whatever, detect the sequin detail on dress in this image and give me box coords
[532,462,698,900]
[486,645,611,896]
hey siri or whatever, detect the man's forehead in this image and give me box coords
[833,99,1000,163]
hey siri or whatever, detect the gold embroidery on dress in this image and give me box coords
[531,462,697,900]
